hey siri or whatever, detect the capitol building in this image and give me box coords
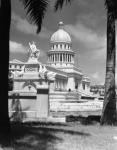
[9,22,92,112]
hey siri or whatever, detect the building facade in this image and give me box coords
[9,22,91,99]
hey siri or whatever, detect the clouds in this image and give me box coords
[11,12,52,38]
[92,72,100,80]
[90,71,105,85]
[65,22,106,48]
[10,41,27,53]
[12,12,37,34]
[64,19,116,62]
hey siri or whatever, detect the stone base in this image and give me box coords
[23,116,66,123]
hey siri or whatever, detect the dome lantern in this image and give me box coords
[58,21,64,29]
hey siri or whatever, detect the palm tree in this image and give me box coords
[55,0,117,125]
[0,0,49,136]
[100,0,117,125]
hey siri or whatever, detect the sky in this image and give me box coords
[10,0,117,85]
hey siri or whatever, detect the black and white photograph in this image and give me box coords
[0,0,117,149]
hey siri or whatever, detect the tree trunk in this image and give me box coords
[0,0,11,135]
[100,10,117,125]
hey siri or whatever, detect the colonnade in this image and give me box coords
[48,53,74,63]
[51,44,71,50]
[55,79,67,90]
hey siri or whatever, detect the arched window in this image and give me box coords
[60,44,62,49]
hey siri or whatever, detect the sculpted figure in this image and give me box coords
[29,41,40,59]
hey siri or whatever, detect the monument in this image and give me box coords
[9,42,57,121]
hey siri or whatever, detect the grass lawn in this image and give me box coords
[0,121,117,150]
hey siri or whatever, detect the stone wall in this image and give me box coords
[9,85,49,121]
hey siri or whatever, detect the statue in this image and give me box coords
[28,41,40,59]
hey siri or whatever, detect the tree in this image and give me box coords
[0,0,49,136]
[54,0,117,125]
[8,71,14,91]
[100,0,117,125]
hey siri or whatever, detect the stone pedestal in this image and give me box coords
[36,85,49,118]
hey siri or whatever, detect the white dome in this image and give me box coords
[50,22,71,43]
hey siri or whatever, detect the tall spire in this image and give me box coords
[58,21,64,29]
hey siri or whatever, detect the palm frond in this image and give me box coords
[105,0,117,19]
[20,0,49,33]
[54,0,72,11]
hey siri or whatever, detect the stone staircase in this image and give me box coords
[49,91,103,112]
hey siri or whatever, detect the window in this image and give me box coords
[82,83,85,90]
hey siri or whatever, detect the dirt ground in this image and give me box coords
[0,120,117,150]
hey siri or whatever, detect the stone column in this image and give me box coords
[54,54,56,62]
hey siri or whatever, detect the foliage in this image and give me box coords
[105,0,117,19]
[55,0,72,10]
[20,0,49,33]
[8,78,13,91]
